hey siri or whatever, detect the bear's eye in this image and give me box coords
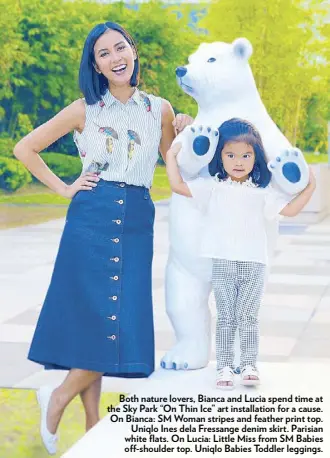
[207,57,216,63]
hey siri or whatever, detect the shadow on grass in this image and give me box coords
[0,205,68,230]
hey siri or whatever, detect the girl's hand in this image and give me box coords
[60,172,100,199]
[307,166,316,190]
[168,142,182,158]
[280,165,316,217]
[172,114,194,133]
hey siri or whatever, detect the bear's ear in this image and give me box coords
[232,38,253,60]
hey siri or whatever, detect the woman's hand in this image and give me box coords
[172,114,194,133]
[60,173,100,199]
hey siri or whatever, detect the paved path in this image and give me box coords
[1,202,330,391]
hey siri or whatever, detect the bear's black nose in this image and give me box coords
[176,66,187,78]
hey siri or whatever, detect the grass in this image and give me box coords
[303,152,329,164]
[0,206,68,230]
[0,166,171,205]
[0,388,121,458]
[0,155,328,229]
[0,166,172,229]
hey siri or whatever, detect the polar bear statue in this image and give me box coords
[161,38,309,370]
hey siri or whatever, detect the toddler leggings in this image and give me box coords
[212,259,266,370]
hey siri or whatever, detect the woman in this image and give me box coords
[14,21,193,454]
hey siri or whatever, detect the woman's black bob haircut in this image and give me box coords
[79,22,140,105]
[208,118,271,188]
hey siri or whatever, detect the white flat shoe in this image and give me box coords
[216,366,235,390]
[241,365,260,386]
[36,386,58,455]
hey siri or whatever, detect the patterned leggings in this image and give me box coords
[212,259,266,371]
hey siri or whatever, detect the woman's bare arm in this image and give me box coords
[159,99,176,162]
[13,99,95,198]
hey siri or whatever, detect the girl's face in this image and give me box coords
[221,141,255,182]
[94,29,136,88]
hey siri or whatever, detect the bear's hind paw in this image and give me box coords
[160,341,209,370]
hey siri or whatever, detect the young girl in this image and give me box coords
[166,118,315,390]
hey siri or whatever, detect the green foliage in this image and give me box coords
[0,0,328,157]
[119,2,200,115]
[0,157,32,192]
[300,95,328,153]
[0,150,82,194]
[16,113,34,139]
[0,165,170,205]
[1,0,199,145]
[0,0,31,101]
[0,135,16,157]
[40,152,82,181]
[201,0,330,147]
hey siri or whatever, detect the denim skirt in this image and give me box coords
[28,180,155,378]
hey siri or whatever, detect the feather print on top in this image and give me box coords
[85,160,109,175]
[98,127,119,154]
[140,93,151,112]
[127,130,141,160]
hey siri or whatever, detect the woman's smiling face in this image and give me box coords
[93,29,136,87]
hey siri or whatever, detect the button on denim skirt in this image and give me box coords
[28,180,155,378]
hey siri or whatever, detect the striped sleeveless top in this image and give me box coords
[73,88,162,188]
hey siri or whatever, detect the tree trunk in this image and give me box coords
[293,95,302,146]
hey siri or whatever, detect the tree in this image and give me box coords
[201,0,329,147]
[0,0,200,154]
[0,0,31,114]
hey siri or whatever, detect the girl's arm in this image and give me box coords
[280,167,316,217]
[13,99,99,199]
[166,143,192,197]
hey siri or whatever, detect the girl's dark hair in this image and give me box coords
[79,22,140,105]
[209,118,271,188]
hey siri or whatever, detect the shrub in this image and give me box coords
[0,137,16,157]
[0,157,32,192]
[40,153,82,182]
[157,153,165,166]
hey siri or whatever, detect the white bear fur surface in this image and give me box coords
[162,38,309,371]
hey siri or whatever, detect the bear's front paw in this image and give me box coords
[176,125,219,177]
[186,125,218,158]
[268,147,309,195]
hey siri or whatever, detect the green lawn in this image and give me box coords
[302,152,329,164]
[0,388,121,457]
[0,166,171,205]
[0,166,171,229]
[0,156,328,229]
[0,155,328,206]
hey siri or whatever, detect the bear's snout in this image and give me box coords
[176,66,187,78]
